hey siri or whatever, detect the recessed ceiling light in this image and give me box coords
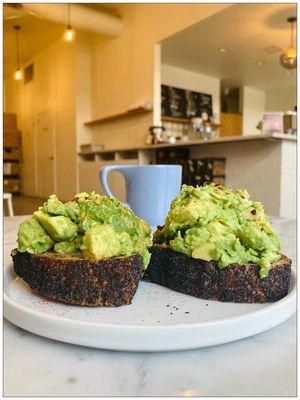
[257,61,265,66]
[219,47,229,53]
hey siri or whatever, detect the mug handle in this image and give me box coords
[100,166,130,208]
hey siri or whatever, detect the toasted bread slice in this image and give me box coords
[143,245,291,303]
[12,251,144,307]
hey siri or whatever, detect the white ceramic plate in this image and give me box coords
[4,264,296,352]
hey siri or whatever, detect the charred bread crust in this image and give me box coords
[12,251,144,307]
[144,245,291,303]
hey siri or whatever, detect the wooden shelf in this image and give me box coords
[84,106,152,127]
[162,115,221,128]
[162,116,189,123]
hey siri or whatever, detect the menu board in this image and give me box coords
[161,84,213,119]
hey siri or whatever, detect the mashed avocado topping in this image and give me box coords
[153,184,281,278]
[17,193,152,268]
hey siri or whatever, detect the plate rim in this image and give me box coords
[4,263,297,331]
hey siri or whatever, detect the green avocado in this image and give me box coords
[81,223,151,268]
[17,218,54,254]
[34,210,78,242]
[41,194,68,217]
[54,235,83,254]
[65,201,81,222]
[81,224,125,259]
[16,192,152,268]
[154,184,281,278]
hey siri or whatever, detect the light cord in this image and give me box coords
[14,26,20,69]
[68,4,71,28]
[290,20,294,47]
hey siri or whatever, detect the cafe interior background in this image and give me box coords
[3,3,297,218]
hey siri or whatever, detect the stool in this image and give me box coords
[4,193,14,216]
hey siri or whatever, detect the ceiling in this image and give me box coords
[3,3,121,78]
[161,4,297,91]
[85,3,123,16]
[4,6,66,77]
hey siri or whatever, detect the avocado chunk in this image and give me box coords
[54,241,77,254]
[81,223,151,268]
[65,201,81,222]
[54,235,83,254]
[154,183,281,278]
[192,242,216,261]
[34,210,78,242]
[17,218,54,254]
[41,195,68,217]
[81,224,127,259]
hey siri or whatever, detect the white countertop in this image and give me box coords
[4,215,296,396]
[79,132,297,156]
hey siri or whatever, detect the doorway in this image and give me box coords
[23,116,38,196]
[36,111,56,198]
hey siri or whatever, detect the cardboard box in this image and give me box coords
[3,147,21,160]
[262,112,283,133]
[212,176,226,186]
[212,159,226,175]
[4,113,17,130]
[4,130,21,147]
[3,178,21,193]
[283,114,297,133]
[3,162,20,176]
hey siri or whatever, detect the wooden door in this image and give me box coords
[36,111,56,198]
[22,116,38,196]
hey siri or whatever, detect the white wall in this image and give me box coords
[265,85,296,112]
[280,140,296,218]
[242,86,266,136]
[4,77,23,122]
[75,33,92,150]
[161,63,220,121]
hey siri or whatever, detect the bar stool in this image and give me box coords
[3,193,14,216]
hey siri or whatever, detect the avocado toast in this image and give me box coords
[12,192,152,306]
[144,184,291,303]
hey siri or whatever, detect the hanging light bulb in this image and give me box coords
[64,4,75,42]
[13,25,23,80]
[64,26,75,42]
[280,17,297,69]
[14,68,23,81]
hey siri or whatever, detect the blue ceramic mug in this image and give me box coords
[100,165,182,227]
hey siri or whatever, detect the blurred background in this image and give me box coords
[3,3,296,217]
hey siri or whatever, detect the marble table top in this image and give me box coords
[4,215,296,396]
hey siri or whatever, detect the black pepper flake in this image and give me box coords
[205,304,208,307]
[251,209,257,215]
[170,312,173,315]
[185,311,189,314]
[166,304,170,307]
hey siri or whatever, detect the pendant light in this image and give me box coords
[14,25,22,80]
[280,17,297,70]
[64,4,75,42]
